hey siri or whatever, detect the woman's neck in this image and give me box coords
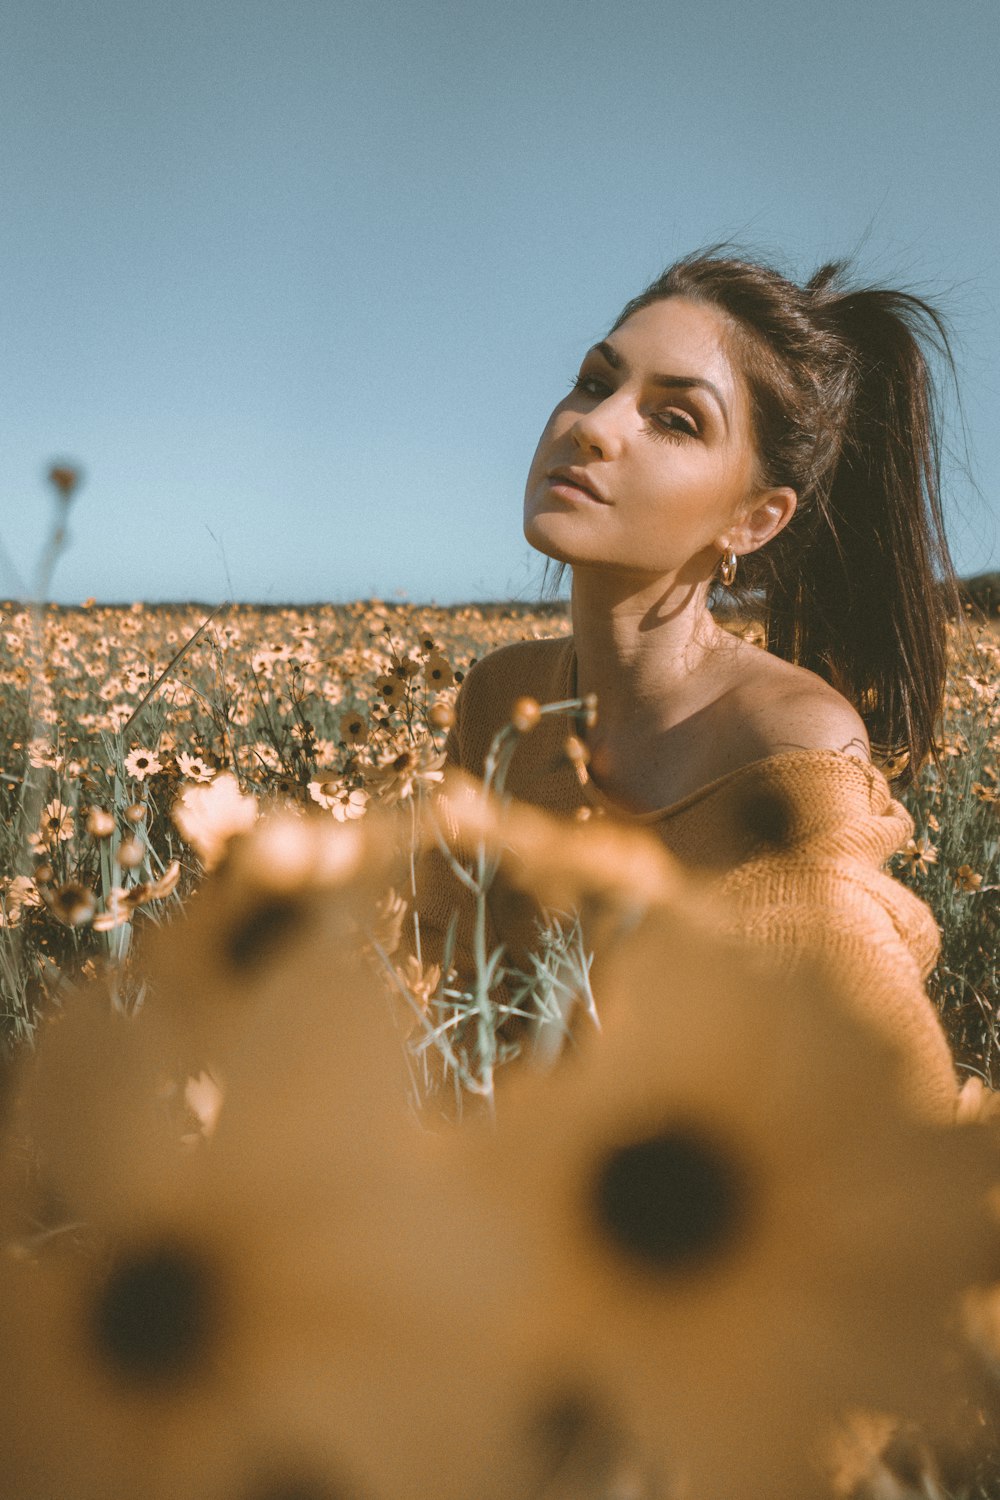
[569,565,734,744]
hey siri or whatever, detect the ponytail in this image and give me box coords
[765,271,961,780]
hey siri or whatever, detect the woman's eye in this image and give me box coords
[569,373,606,398]
[651,410,698,439]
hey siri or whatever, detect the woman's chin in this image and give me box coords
[523,513,595,567]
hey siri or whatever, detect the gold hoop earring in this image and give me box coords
[719,550,738,587]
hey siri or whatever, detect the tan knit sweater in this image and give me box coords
[414,634,958,1121]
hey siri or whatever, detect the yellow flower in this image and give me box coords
[105,862,180,922]
[30,799,74,848]
[91,894,131,931]
[124,746,162,781]
[468,895,999,1500]
[374,674,404,707]
[138,807,401,1075]
[338,710,369,746]
[872,744,911,780]
[900,837,938,874]
[45,881,97,926]
[27,737,59,769]
[183,1070,225,1140]
[364,745,445,807]
[172,772,259,870]
[367,885,408,956]
[423,652,454,689]
[954,865,984,893]
[175,751,216,783]
[308,775,369,821]
[394,953,443,1012]
[0,875,43,927]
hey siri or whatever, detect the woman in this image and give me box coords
[414,247,961,1120]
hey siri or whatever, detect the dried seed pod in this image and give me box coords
[85,808,115,840]
[116,838,145,870]
[511,697,542,734]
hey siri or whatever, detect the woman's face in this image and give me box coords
[523,296,779,581]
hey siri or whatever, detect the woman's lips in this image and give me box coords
[544,467,608,504]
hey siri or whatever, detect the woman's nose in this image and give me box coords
[569,397,625,460]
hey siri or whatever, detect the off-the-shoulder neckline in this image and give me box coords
[550,633,881,823]
[577,745,880,823]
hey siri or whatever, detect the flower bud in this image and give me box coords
[47,464,82,499]
[125,802,147,824]
[511,696,541,734]
[86,807,116,839]
[428,700,455,731]
[116,837,145,869]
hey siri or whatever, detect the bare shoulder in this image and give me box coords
[724,642,871,764]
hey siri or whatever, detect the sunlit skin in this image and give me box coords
[523,297,870,812]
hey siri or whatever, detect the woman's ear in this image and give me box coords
[720,486,797,558]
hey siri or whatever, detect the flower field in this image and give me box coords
[0,597,569,1045]
[0,596,996,1080]
[1,593,1000,1499]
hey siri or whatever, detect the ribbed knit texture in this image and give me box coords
[414,635,958,1121]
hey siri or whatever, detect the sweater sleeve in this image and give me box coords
[715,851,957,1123]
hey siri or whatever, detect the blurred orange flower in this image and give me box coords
[172,772,258,869]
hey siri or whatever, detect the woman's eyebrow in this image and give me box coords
[590,340,730,433]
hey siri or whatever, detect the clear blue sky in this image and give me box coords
[1,0,997,605]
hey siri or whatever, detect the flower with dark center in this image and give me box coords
[456,802,1000,1500]
[90,1240,216,1388]
[47,881,97,927]
[225,896,307,971]
[338,712,368,747]
[124,747,163,781]
[374,674,403,706]
[592,1126,748,1274]
[423,652,454,687]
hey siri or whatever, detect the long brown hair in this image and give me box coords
[542,246,962,782]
